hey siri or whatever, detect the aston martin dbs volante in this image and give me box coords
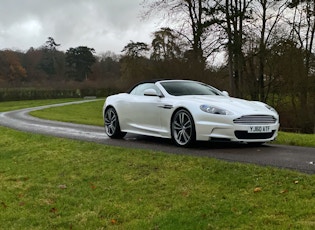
[103,79,279,147]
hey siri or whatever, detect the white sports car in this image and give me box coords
[103,79,279,147]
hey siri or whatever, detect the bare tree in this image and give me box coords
[215,0,252,97]
[288,0,315,132]
[143,0,215,67]
[253,0,288,102]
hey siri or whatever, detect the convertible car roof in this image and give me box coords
[126,79,170,93]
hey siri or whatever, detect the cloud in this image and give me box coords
[0,0,162,54]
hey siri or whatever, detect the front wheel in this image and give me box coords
[171,109,196,147]
[104,107,126,139]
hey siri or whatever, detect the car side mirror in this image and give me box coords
[144,88,159,97]
[222,91,229,97]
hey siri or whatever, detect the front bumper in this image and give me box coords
[195,116,280,143]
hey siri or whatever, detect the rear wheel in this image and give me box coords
[171,109,196,147]
[104,107,126,139]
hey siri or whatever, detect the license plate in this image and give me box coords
[248,126,271,133]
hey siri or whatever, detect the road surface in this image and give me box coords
[0,100,314,174]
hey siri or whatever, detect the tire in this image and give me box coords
[104,107,126,139]
[171,109,196,147]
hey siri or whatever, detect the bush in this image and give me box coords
[0,88,118,101]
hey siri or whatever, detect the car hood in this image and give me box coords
[180,95,276,115]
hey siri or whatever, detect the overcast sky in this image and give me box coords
[0,0,163,54]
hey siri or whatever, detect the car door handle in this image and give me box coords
[158,104,173,109]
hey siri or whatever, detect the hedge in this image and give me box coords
[0,88,118,101]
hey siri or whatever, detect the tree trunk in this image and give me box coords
[258,0,267,102]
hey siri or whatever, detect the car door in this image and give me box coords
[126,83,163,135]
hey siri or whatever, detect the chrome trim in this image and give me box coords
[233,115,277,124]
[158,104,173,109]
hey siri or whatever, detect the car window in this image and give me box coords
[160,81,222,96]
[129,83,160,96]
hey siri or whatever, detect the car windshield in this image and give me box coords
[160,81,222,96]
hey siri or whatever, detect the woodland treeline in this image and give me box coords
[0,0,315,133]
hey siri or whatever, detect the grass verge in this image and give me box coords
[274,132,315,148]
[30,99,104,126]
[0,98,80,112]
[1,126,315,229]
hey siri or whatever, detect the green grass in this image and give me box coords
[0,99,314,229]
[30,99,105,126]
[1,126,315,229]
[0,98,80,112]
[275,132,315,148]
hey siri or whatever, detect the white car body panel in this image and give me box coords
[103,80,280,144]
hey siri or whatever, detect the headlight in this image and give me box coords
[200,105,232,115]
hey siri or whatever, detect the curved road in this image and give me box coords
[0,100,314,174]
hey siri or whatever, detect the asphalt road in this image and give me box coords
[0,100,314,174]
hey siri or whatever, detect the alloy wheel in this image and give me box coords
[172,109,195,146]
[105,108,117,137]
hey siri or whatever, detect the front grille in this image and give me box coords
[233,115,277,125]
[235,130,275,140]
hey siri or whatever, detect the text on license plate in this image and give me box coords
[249,126,271,133]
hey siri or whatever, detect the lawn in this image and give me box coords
[1,126,315,229]
[0,98,315,229]
[30,99,105,126]
[0,98,80,112]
